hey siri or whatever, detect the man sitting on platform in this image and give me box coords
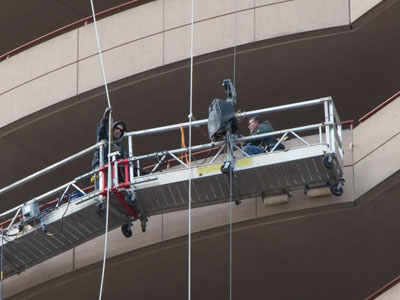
[243,116,277,156]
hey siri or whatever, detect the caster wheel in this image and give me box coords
[221,161,232,174]
[96,202,104,217]
[330,184,344,196]
[121,224,132,238]
[323,155,334,169]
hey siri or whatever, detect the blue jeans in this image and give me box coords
[244,145,264,156]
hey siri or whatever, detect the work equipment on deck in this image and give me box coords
[0,94,345,277]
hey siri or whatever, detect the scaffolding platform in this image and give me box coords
[136,143,343,214]
[0,96,345,276]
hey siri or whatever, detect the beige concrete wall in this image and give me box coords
[0,0,383,129]
[353,95,400,199]
[351,0,383,22]
[376,282,400,300]
[0,0,391,296]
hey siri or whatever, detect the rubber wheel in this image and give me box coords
[96,202,104,218]
[121,224,132,238]
[323,155,333,169]
[220,162,231,174]
[330,185,344,196]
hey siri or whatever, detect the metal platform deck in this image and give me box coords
[136,143,343,214]
[0,96,345,277]
[2,193,128,275]
[1,142,342,275]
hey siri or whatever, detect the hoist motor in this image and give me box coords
[208,79,238,142]
[22,202,40,223]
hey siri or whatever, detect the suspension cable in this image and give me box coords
[88,1,113,299]
[0,229,3,300]
[89,0,112,109]
[233,0,238,87]
[188,0,194,299]
[230,2,238,300]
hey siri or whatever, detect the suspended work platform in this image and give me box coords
[136,143,343,213]
[0,96,345,276]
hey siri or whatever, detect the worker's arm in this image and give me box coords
[96,107,112,142]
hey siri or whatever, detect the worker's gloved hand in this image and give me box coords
[103,107,112,119]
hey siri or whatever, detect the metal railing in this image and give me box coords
[358,90,400,123]
[0,96,343,224]
[126,96,343,169]
[0,0,152,61]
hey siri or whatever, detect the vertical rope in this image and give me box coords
[88,1,113,299]
[0,229,3,300]
[188,0,195,299]
[348,0,353,29]
[232,0,238,86]
[230,2,238,299]
[229,144,233,300]
[89,0,112,108]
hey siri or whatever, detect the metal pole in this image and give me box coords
[329,101,335,153]
[0,142,104,196]
[33,170,95,202]
[6,208,21,231]
[99,143,104,192]
[0,168,97,220]
[128,136,134,185]
[210,144,226,164]
[318,126,322,144]
[338,123,343,159]
[112,156,118,188]
[168,152,189,168]
[324,101,331,147]
[125,97,332,138]
[131,123,324,162]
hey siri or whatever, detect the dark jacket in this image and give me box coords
[92,117,126,168]
[247,121,276,149]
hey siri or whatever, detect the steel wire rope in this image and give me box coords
[0,229,3,300]
[187,0,194,299]
[88,1,113,299]
[229,2,238,299]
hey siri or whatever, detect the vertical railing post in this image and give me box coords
[99,142,104,192]
[136,160,141,177]
[329,100,335,153]
[113,155,118,189]
[338,123,343,158]
[128,136,134,185]
[324,100,331,147]
[318,126,322,144]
